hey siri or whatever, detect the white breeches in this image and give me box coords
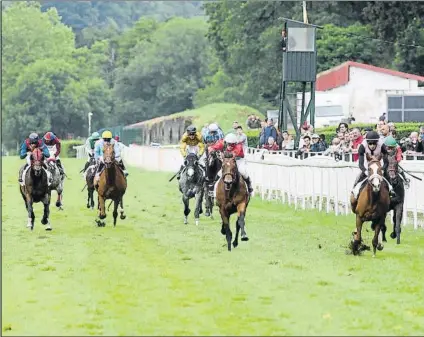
[184,146,205,166]
[26,154,31,165]
[236,158,249,179]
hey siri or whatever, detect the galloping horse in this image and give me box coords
[204,146,222,219]
[46,157,65,209]
[84,155,97,210]
[95,143,127,227]
[350,153,391,256]
[19,148,52,231]
[385,154,405,244]
[216,153,250,251]
[178,152,204,225]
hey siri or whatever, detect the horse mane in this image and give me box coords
[223,151,234,159]
[32,148,43,161]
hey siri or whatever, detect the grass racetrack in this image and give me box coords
[2,157,424,336]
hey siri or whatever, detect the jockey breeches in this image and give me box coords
[236,158,249,180]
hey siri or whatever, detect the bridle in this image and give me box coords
[103,143,115,168]
[222,157,237,191]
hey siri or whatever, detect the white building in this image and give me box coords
[299,61,424,127]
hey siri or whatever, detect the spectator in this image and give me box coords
[310,134,326,153]
[262,136,279,151]
[236,125,248,153]
[337,122,349,136]
[246,115,262,129]
[233,121,239,131]
[260,118,277,147]
[388,122,397,138]
[380,124,390,141]
[351,127,364,162]
[419,125,424,141]
[319,134,328,149]
[281,130,295,150]
[324,137,343,160]
[401,131,424,160]
[379,112,387,122]
[376,120,386,135]
[296,135,311,159]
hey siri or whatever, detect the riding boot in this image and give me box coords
[400,171,410,189]
[176,165,184,180]
[19,163,29,183]
[243,177,254,194]
[119,160,128,177]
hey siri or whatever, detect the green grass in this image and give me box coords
[160,103,263,132]
[2,157,424,336]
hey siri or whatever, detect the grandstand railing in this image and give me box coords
[73,144,424,229]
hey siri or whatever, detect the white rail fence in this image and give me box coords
[74,144,424,229]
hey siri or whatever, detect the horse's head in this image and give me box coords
[221,152,237,191]
[366,153,384,193]
[103,142,115,168]
[387,154,399,184]
[184,153,199,180]
[31,148,44,177]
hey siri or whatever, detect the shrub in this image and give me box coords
[61,140,84,158]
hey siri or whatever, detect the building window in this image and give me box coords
[287,27,315,52]
[387,95,424,122]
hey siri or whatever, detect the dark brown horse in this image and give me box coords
[350,153,391,257]
[19,148,52,231]
[84,155,97,210]
[95,143,127,227]
[204,146,222,219]
[385,154,405,244]
[216,153,250,251]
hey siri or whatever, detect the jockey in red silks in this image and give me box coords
[19,132,52,185]
[209,133,253,194]
[43,132,65,176]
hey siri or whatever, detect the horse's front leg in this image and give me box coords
[372,219,384,257]
[392,204,403,244]
[193,188,204,226]
[182,194,190,225]
[119,197,126,220]
[352,214,364,255]
[219,207,232,251]
[25,195,34,230]
[112,199,119,227]
[56,187,63,210]
[41,193,52,231]
[98,194,107,226]
[237,202,249,242]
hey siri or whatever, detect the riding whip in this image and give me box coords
[399,165,423,181]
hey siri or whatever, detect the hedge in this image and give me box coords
[61,140,84,158]
[246,123,423,148]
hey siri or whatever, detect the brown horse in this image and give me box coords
[350,153,391,257]
[216,152,250,251]
[84,155,97,210]
[19,148,52,231]
[95,143,127,227]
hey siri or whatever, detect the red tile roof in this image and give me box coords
[316,61,424,91]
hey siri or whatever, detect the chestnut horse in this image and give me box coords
[350,153,391,257]
[216,152,250,251]
[19,148,52,231]
[95,143,127,227]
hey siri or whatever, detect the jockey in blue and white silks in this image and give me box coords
[203,123,224,145]
[93,130,128,186]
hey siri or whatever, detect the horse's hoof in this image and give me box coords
[397,238,401,245]
[241,236,249,242]
[377,244,384,251]
[372,254,376,258]
[195,219,199,226]
[205,211,210,217]
[99,214,106,220]
[390,232,397,239]
[120,214,126,220]
[55,201,62,208]
[91,207,94,211]
[221,228,226,235]
[232,241,238,248]
[210,215,214,220]
[184,217,188,225]
[41,218,48,225]
[45,226,52,231]
[86,204,90,209]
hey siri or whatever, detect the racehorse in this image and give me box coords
[385,154,405,244]
[216,152,250,251]
[84,156,97,210]
[204,146,222,219]
[95,143,127,227]
[19,148,52,231]
[178,152,204,226]
[350,153,391,257]
[46,157,65,210]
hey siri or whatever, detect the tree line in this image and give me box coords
[2,1,423,150]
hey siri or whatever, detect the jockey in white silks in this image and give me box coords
[208,133,253,194]
[93,130,128,187]
[177,125,206,180]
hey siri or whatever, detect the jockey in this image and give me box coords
[43,132,64,176]
[83,131,100,173]
[203,123,224,145]
[351,131,395,200]
[177,125,205,180]
[384,136,410,188]
[93,130,128,186]
[19,132,52,186]
[209,133,253,194]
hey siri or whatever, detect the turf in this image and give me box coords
[2,157,424,336]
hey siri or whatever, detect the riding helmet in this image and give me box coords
[365,131,380,142]
[91,131,100,139]
[43,132,54,144]
[224,133,238,144]
[187,125,197,135]
[29,133,39,144]
[102,130,113,140]
[384,136,397,147]
[208,123,218,132]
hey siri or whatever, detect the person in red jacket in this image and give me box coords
[43,132,64,176]
[209,133,253,194]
